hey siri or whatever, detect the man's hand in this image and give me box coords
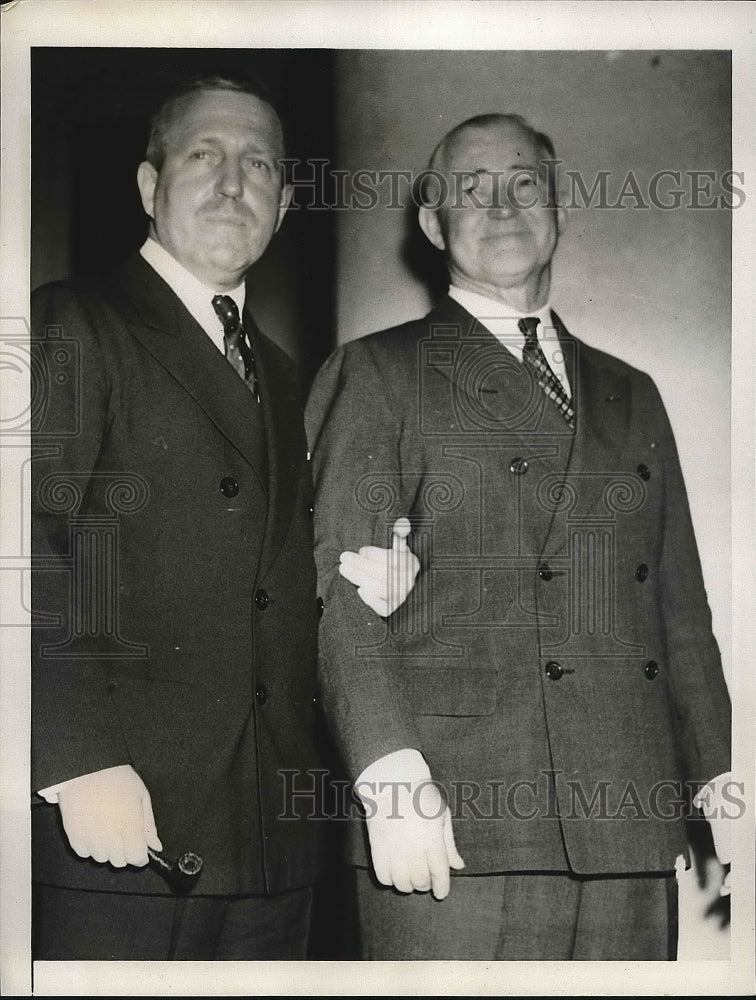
[56,764,162,868]
[355,751,465,900]
[340,517,420,617]
[365,782,465,900]
[693,772,735,897]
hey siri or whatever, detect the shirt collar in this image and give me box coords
[448,285,553,360]
[139,238,246,353]
[448,285,571,397]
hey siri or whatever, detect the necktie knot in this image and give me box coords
[212,294,242,336]
[517,316,540,346]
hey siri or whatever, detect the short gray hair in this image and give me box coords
[430,113,555,172]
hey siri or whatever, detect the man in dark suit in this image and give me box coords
[306,113,732,960]
[31,75,408,960]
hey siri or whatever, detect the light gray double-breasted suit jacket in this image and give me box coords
[306,296,730,876]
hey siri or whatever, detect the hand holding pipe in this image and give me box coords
[147,847,204,892]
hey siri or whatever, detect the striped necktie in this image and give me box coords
[518,316,574,429]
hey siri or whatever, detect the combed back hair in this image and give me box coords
[429,113,555,171]
[144,75,286,170]
[418,113,557,207]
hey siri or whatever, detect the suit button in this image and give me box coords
[316,597,325,617]
[637,463,651,481]
[545,661,563,680]
[538,564,553,581]
[311,689,321,710]
[220,476,239,498]
[509,457,529,475]
[255,683,268,705]
[308,505,314,519]
[255,589,269,610]
[644,660,659,680]
[635,563,649,582]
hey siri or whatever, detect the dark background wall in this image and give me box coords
[31,47,337,383]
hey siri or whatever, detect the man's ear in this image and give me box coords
[418,206,446,251]
[136,161,158,219]
[551,170,568,236]
[556,202,567,236]
[275,183,293,233]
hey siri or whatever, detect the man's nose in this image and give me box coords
[216,156,244,199]
[487,183,518,218]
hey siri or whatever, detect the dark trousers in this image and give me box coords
[355,868,678,961]
[33,883,313,960]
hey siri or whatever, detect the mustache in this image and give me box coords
[198,201,255,224]
[483,230,528,240]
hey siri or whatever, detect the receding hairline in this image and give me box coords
[144,76,286,169]
[429,114,556,173]
[169,88,283,139]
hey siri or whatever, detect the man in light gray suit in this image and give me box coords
[306,113,731,960]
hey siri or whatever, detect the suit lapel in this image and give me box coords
[112,254,268,492]
[539,314,632,558]
[424,297,575,480]
[246,314,303,579]
[424,300,632,560]
[417,297,572,558]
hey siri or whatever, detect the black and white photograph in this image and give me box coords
[1,1,753,995]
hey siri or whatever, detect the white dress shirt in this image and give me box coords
[448,284,572,399]
[139,237,246,352]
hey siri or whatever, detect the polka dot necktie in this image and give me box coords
[518,316,574,429]
[211,294,261,404]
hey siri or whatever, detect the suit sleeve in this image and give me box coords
[650,375,731,783]
[306,341,424,780]
[31,284,130,791]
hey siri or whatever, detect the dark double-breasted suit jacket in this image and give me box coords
[32,253,326,896]
[306,296,731,876]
